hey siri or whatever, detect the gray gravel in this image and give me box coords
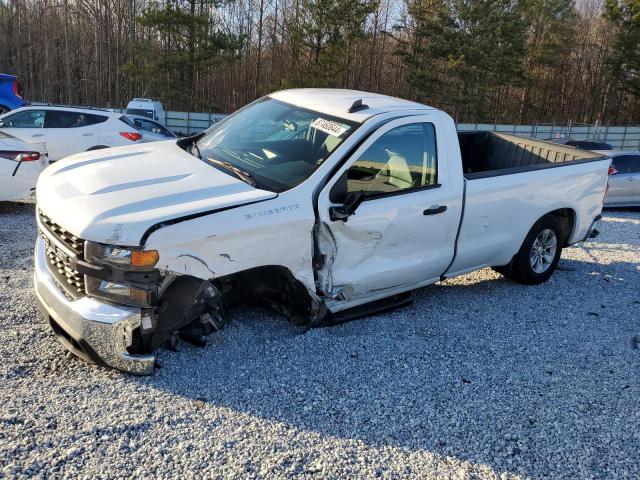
[1,199,639,479]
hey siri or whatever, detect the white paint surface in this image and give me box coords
[0,133,47,201]
[34,89,609,313]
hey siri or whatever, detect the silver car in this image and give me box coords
[597,150,640,207]
[123,114,176,142]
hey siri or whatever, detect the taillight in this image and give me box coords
[120,132,143,142]
[16,152,40,162]
[12,80,22,99]
[605,163,616,196]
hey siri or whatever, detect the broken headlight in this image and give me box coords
[85,241,159,269]
[85,277,155,308]
[84,241,159,307]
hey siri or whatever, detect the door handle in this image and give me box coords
[423,205,447,215]
[82,133,95,137]
[31,134,44,137]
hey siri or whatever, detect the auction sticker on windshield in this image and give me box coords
[310,118,348,137]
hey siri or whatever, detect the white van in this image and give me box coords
[125,98,165,122]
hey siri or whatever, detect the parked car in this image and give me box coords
[125,98,165,122]
[123,114,176,142]
[0,105,142,161]
[33,89,609,374]
[0,130,48,201]
[554,138,613,150]
[597,150,640,207]
[0,73,28,114]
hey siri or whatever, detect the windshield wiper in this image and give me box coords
[206,157,256,187]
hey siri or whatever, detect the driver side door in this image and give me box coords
[315,116,462,305]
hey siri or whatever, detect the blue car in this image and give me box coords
[0,74,27,114]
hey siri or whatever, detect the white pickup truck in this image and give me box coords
[34,89,609,374]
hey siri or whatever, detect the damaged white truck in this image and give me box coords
[34,89,610,374]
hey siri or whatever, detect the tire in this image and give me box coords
[505,216,564,285]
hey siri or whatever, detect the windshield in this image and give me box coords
[195,98,357,192]
[126,108,155,119]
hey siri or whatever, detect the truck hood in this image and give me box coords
[36,141,277,246]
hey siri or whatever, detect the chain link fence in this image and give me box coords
[457,122,640,151]
[157,111,640,151]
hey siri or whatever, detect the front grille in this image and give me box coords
[38,209,86,298]
[44,242,86,298]
[38,210,84,256]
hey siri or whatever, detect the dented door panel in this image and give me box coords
[322,188,460,300]
[315,113,464,303]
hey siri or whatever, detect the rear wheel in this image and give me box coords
[503,217,564,285]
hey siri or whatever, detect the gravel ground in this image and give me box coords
[0,199,639,479]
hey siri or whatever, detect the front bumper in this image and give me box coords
[34,237,155,374]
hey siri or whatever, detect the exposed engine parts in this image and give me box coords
[144,277,227,351]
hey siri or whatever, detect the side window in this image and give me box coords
[612,155,640,174]
[1,110,45,128]
[156,124,174,137]
[134,118,173,137]
[346,123,437,197]
[44,111,93,128]
[85,114,108,126]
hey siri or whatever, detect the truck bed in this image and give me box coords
[458,131,607,179]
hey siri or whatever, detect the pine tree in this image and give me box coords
[398,0,527,121]
[606,0,640,97]
[287,0,378,86]
[123,0,244,110]
[518,0,577,121]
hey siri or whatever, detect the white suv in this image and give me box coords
[0,105,143,161]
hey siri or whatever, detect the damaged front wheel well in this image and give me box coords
[214,265,327,327]
[144,276,226,351]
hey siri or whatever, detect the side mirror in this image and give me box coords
[329,191,365,222]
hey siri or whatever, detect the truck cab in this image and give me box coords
[33,89,610,374]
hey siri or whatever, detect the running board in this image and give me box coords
[326,291,415,326]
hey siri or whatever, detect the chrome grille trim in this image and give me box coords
[38,209,84,256]
[37,209,87,298]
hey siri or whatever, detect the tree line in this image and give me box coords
[0,0,638,124]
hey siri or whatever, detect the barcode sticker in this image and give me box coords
[310,118,348,137]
